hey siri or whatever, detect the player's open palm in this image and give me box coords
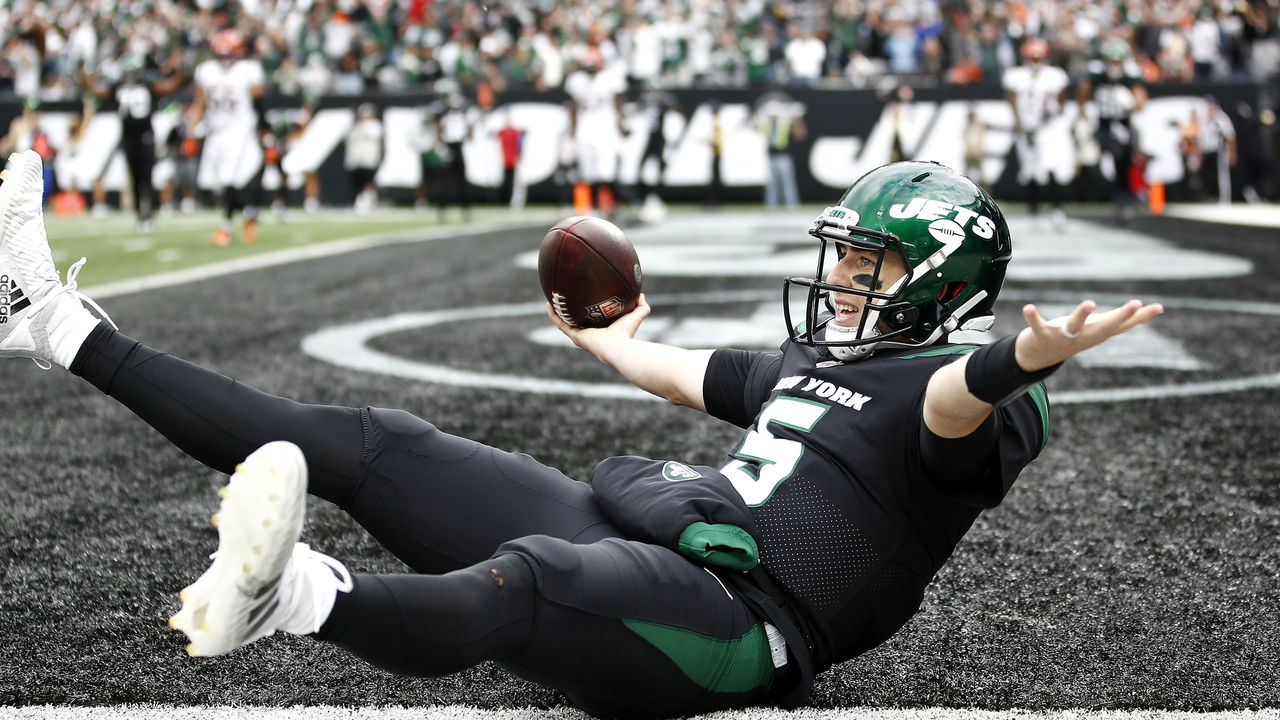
[1016,299,1165,372]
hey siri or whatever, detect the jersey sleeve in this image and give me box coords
[194,61,213,89]
[919,383,1050,507]
[703,348,783,429]
[564,72,584,100]
[246,61,266,87]
[1052,67,1070,93]
[1001,66,1019,93]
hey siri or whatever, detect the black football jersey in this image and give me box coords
[704,337,1049,668]
[1086,60,1144,122]
[115,81,157,141]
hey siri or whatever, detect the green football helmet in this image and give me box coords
[784,161,1012,360]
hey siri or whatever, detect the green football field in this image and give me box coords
[43,206,564,286]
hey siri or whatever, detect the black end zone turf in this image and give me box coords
[1,212,1276,708]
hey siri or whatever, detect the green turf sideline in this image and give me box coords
[0,707,1276,719]
[77,215,557,300]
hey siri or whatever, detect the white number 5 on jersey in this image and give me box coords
[721,397,829,507]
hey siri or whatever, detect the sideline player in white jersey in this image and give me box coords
[564,48,627,219]
[1003,38,1071,230]
[190,29,265,246]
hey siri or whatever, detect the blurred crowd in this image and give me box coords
[0,0,1278,103]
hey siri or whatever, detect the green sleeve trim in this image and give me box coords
[1027,382,1051,451]
[677,522,759,571]
[623,620,773,693]
[896,344,981,359]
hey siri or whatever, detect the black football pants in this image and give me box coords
[69,325,779,719]
[122,136,156,223]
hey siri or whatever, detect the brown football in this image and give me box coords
[539,216,643,328]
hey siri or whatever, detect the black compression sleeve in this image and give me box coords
[316,554,535,676]
[68,325,366,505]
[963,334,1061,407]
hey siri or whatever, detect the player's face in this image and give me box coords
[824,245,907,328]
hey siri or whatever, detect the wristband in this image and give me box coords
[964,334,1061,407]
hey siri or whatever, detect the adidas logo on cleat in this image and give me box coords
[0,274,31,325]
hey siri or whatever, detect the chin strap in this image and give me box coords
[825,323,878,361]
[823,274,906,361]
[825,289,993,362]
[896,289,992,349]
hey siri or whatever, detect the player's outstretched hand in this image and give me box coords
[548,293,652,358]
[1016,299,1164,372]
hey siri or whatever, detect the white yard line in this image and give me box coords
[1160,203,1280,228]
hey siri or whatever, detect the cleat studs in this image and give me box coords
[218,488,230,500]
[252,545,263,556]
[186,644,197,656]
[168,616,180,629]
[235,463,245,473]
[262,519,273,529]
[242,563,252,574]
[210,513,221,526]
[179,589,191,603]
[268,494,280,504]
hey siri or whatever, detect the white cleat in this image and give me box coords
[0,150,113,367]
[170,441,331,657]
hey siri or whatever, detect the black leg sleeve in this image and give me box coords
[1047,176,1061,208]
[69,324,366,506]
[315,554,535,677]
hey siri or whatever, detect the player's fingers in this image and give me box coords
[546,302,577,334]
[1112,302,1164,333]
[608,298,651,337]
[1088,299,1144,333]
[1060,300,1098,338]
[1022,303,1048,333]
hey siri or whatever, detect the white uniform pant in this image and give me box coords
[574,118,621,185]
[1014,124,1073,186]
[198,122,263,191]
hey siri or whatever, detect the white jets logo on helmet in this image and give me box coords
[888,197,996,239]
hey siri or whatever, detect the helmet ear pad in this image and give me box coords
[879,304,918,333]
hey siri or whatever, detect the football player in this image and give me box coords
[190,28,265,246]
[434,93,475,223]
[564,48,627,219]
[1080,37,1148,222]
[81,52,189,234]
[1003,37,1071,230]
[0,151,1162,718]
